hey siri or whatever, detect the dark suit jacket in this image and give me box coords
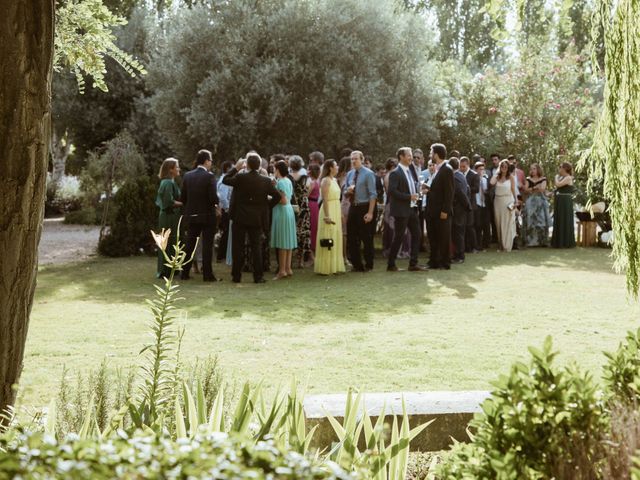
[387,165,417,218]
[465,169,479,210]
[222,168,280,229]
[426,163,454,218]
[453,170,471,226]
[180,166,218,225]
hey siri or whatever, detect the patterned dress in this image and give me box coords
[293,175,311,264]
[524,177,551,247]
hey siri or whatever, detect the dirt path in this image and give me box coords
[38,218,101,266]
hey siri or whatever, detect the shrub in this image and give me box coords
[603,328,640,405]
[45,173,83,215]
[438,336,608,479]
[63,206,100,225]
[0,430,357,480]
[98,176,157,256]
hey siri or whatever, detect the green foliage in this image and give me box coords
[603,328,640,405]
[583,0,640,296]
[54,0,146,93]
[53,7,169,168]
[97,176,157,256]
[79,130,147,208]
[0,430,355,480]
[148,0,439,161]
[437,49,597,176]
[45,174,83,215]
[438,336,608,479]
[323,389,431,480]
[64,207,101,225]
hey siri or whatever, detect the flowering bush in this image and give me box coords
[0,430,356,480]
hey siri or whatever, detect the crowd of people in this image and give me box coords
[155,144,577,283]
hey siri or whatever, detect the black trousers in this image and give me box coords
[347,204,376,270]
[216,210,230,261]
[452,222,466,260]
[183,220,216,280]
[388,210,420,267]
[474,206,491,249]
[465,210,477,252]
[427,214,451,268]
[231,222,264,282]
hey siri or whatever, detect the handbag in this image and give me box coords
[319,238,334,250]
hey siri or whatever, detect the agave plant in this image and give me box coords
[324,388,432,480]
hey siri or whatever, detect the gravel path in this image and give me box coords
[38,218,101,266]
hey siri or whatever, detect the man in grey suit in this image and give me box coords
[386,147,427,272]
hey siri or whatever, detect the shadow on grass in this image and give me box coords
[35,246,615,323]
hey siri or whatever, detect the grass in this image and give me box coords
[18,247,640,408]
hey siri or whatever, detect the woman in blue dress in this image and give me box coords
[271,160,297,279]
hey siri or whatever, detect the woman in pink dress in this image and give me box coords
[308,164,321,258]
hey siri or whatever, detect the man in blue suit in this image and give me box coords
[386,147,427,272]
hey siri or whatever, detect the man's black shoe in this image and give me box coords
[203,276,221,282]
[408,265,427,272]
[451,258,464,264]
[386,265,400,272]
[254,278,267,284]
[350,267,365,272]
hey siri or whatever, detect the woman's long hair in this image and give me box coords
[498,159,511,181]
[320,159,337,181]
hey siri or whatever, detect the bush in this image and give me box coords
[603,328,640,405]
[98,176,157,256]
[45,174,83,215]
[63,206,100,225]
[0,430,356,480]
[438,337,608,479]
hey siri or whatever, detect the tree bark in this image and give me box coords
[0,0,54,421]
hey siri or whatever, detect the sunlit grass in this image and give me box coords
[19,247,640,408]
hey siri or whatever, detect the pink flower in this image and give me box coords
[488,106,497,114]
[538,130,545,137]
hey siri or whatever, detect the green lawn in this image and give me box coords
[19,247,640,408]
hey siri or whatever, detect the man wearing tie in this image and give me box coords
[386,147,426,272]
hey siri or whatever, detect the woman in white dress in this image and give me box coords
[490,159,517,252]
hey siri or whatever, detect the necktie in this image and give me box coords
[350,169,359,204]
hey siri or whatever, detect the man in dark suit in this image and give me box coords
[426,143,454,270]
[181,149,219,282]
[460,156,479,253]
[386,147,427,272]
[222,153,280,284]
[449,157,471,263]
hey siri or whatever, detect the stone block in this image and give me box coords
[304,390,490,452]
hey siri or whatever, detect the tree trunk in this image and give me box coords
[0,0,54,421]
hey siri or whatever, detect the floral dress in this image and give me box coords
[294,175,311,264]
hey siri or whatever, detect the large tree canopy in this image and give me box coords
[148,0,440,161]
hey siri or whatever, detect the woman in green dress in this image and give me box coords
[155,158,183,278]
[270,160,297,280]
[551,161,576,248]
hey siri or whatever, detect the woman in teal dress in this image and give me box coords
[155,158,183,278]
[270,160,297,279]
[551,161,576,248]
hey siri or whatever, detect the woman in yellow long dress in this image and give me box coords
[314,160,346,275]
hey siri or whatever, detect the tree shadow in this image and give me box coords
[34,247,617,324]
